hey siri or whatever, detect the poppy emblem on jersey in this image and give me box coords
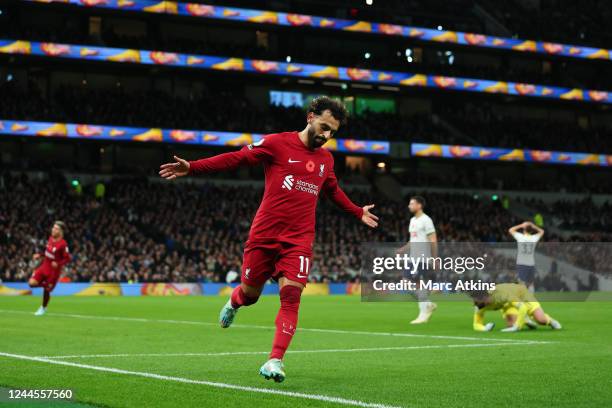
[319,164,325,177]
[282,175,294,190]
[306,160,315,172]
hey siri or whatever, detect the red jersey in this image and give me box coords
[41,237,71,271]
[189,131,363,247]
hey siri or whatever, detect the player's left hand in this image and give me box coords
[51,261,58,269]
[361,204,379,228]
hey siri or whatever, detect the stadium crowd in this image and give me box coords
[477,0,612,49]
[519,197,612,233]
[0,171,607,289]
[438,102,612,153]
[2,80,612,155]
[0,81,454,144]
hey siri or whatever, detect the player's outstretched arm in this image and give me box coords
[160,139,274,180]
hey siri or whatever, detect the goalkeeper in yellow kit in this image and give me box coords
[470,283,562,332]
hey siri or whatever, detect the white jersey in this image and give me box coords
[512,232,541,266]
[409,213,436,258]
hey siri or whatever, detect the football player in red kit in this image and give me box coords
[29,221,71,316]
[160,96,378,382]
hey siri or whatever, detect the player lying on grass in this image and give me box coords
[159,96,379,383]
[470,283,562,332]
[28,221,71,316]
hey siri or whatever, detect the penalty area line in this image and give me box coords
[0,351,401,408]
[38,341,551,360]
[0,309,546,344]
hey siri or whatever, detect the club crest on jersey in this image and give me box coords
[319,164,325,177]
[247,138,265,150]
[282,175,294,190]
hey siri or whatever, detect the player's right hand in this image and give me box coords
[32,253,41,260]
[159,156,190,180]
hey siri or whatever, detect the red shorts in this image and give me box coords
[241,241,312,287]
[31,265,60,292]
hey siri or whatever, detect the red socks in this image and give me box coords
[230,286,259,309]
[270,285,302,360]
[231,284,303,360]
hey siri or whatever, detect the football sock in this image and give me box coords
[42,290,51,308]
[230,285,259,309]
[418,300,431,313]
[270,285,302,360]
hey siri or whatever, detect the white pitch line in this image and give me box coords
[0,351,401,408]
[39,342,550,360]
[0,309,545,344]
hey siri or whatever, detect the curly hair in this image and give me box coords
[307,96,348,125]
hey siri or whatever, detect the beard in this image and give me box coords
[308,127,327,148]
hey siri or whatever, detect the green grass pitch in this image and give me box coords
[1,295,611,408]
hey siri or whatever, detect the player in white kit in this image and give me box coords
[508,221,544,292]
[399,196,438,324]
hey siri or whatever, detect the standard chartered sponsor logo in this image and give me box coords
[281,175,319,195]
[295,180,319,195]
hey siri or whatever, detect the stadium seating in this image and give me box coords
[1,171,607,285]
[2,81,612,154]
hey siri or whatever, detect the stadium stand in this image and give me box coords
[0,171,607,286]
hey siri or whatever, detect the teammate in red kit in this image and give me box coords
[28,221,71,316]
[159,96,378,382]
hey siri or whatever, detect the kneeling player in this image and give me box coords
[28,221,71,316]
[470,283,561,332]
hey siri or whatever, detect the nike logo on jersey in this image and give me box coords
[288,159,301,163]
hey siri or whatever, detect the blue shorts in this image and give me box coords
[517,264,536,284]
